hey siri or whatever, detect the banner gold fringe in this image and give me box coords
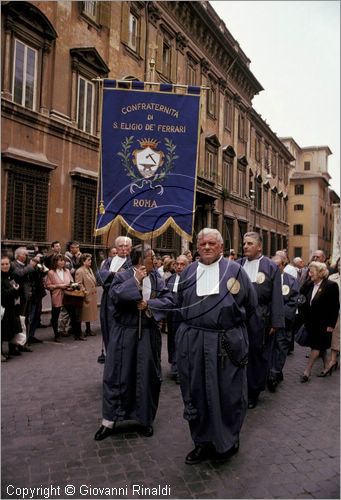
[94,215,192,242]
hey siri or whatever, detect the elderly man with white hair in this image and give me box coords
[176,228,258,464]
[97,236,133,350]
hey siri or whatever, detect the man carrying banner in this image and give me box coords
[95,244,174,440]
[176,228,258,464]
[96,236,132,350]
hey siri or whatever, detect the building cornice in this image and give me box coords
[162,1,263,102]
[250,109,295,162]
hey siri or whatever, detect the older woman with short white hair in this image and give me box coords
[299,261,339,382]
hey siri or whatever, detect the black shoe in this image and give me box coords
[267,378,278,393]
[54,337,62,343]
[28,337,43,344]
[18,345,33,352]
[185,444,209,465]
[277,372,284,383]
[248,397,258,409]
[94,425,115,441]
[300,374,310,383]
[86,330,96,336]
[140,425,153,437]
[8,346,22,356]
[214,440,240,460]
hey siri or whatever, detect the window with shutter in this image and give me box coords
[72,177,101,245]
[6,165,49,242]
[156,227,181,253]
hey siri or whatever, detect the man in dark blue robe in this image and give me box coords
[165,254,189,382]
[96,237,132,351]
[268,254,300,391]
[95,245,174,440]
[239,232,285,408]
[176,229,258,464]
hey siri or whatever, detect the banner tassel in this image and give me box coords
[99,201,105,215]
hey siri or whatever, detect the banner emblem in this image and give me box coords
[133,139,164,179]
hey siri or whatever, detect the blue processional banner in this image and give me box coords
[95,80,201,240]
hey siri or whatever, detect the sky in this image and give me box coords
[210,0,340,195]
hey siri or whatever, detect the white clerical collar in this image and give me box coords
[142,275,152,301]
[109,255,126,273]
[173,274,180,293]
[243,255,263,283]
[196,256,222,296]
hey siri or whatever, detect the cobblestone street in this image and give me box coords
[1,318,339,499]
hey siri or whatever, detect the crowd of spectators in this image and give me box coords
[1,240,99,361]
[1,239,339,379]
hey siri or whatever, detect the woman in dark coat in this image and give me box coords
[1,256,22,360]
[299,261,340,382]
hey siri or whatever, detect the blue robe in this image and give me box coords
[239,256,285,397]
[269,272,299,379]
[176,258,258,453]
[165,273,182,376]
[102,269,174,427]
[96,257,131,350]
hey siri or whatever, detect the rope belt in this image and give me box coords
[185,324,248,368]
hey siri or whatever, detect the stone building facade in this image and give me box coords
[281,137,340,263]
[1,1,294,259]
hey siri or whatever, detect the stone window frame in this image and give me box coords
[70,47,109,136]
[186,53,199,87]
[70,171,102,246]
[12,38,38,110]
[2,1,58,115]
[237,111,247,143]
[294,184,304,195]
[293,224,303,236]
[207,75,218,119]
[156,24,177,83]
[224,95,233,131]
[121,2,146,60]
[5,163,50,242]
[79,1,111,30]
[255,134,261,163]
[204,135,220,183]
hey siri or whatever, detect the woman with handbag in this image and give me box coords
[45,254,84,342]
[1,255,22,359]
[299,261,339,382]
[75,253,98,336]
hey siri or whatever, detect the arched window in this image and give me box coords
[2,1,57,113]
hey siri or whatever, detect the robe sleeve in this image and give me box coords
[284,276,300,324]
[271,266,285,328]
[147,275,175,322]
[110,272,142,305]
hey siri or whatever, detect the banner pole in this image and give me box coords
[138,240,145,341]
[92,77,210,92]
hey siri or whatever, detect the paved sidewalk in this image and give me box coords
[1,318,339,499]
